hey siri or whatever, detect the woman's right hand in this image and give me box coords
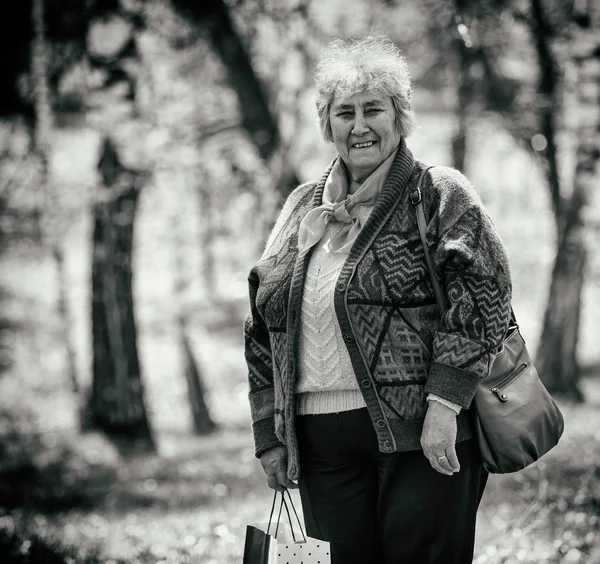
[259,445,298,491]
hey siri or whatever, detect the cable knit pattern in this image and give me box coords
[296,207,371,415]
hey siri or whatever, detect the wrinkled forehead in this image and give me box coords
[330,90,391,111]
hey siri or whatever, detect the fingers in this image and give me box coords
[266,473,298,491]
[275,467,298,490]
[421,402,460,476]
[446,445,460,473]
[260,446,298,491]
[426,445,461,476]
[428,453,454,476]
[267,473,284,492]
[267,474,284,492]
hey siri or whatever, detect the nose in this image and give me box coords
[352,112,369,136]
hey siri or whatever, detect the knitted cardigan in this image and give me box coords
[244,139,512,481]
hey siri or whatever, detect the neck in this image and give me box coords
[346,168,374,194]
[348,178,364,195]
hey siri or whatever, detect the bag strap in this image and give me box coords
[281,488,307,543]
[410,166,447,316]
[266,490,285,538]
[410,167,519,338]
[266,489,307,543]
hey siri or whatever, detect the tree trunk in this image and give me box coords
[535,209,586,401]
[535,0,600,400]
[179,320,217,435]
[197,179,217,298]
[54,246,80,393]
[451,36,470,173]
[268,146,301,200]
[173,0,299,200]
[87,137,154,453]
[530,0,563,230]
[173,0,278,160]
[170,206,217,433]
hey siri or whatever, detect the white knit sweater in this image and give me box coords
[295,205,370,415]
[294,206,462,416]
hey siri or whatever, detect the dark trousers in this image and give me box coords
[296,408,488,564]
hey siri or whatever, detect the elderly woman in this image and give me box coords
[244,35,512,564]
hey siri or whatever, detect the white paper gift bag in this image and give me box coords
[243,489,331,564]
[276,523,330,564]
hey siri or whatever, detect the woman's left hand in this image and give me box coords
[420,401,460,476]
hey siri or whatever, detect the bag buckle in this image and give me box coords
[410,188,422,205]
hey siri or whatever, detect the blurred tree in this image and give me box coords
[83,1,219,441]
[529,0,562,223]
[0,0,93,242]
[457,1,524,168]
[179,320,217,434]
[88,137,155,452]
[197,173,218,296]
[80,1,158,451]
[171,0,300,197]
[30,0,80,395]
[416,0,523,172]
[171,206,217,434]
[427,0,593,400]
[1,0,216,447]
[0,1,156,429]
[451,20,471,172]
[534,0,600,400]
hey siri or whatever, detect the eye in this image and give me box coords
[366,108,382,114]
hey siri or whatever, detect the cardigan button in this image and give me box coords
[335,282,346,293]
[361,379,371,388]
[344,334,355,343]
[382,440,392,451]
[376,419,386,429]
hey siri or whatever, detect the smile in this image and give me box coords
[352,141,375,148]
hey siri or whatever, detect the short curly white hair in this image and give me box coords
[314,34,417,142]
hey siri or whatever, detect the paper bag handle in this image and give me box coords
[266,488,307,543]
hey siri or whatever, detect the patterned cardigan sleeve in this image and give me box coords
[244,183,315,458]
[244,279,282,458]
[423,167,513,408]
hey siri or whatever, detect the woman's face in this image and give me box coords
[329,91,401,183]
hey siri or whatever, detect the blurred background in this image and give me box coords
[0,0,598,562]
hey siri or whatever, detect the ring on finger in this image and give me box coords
[437,455,447,461]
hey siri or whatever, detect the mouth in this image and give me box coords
[351,141,376,149]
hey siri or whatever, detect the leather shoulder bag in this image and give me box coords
[410,166,565,474]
